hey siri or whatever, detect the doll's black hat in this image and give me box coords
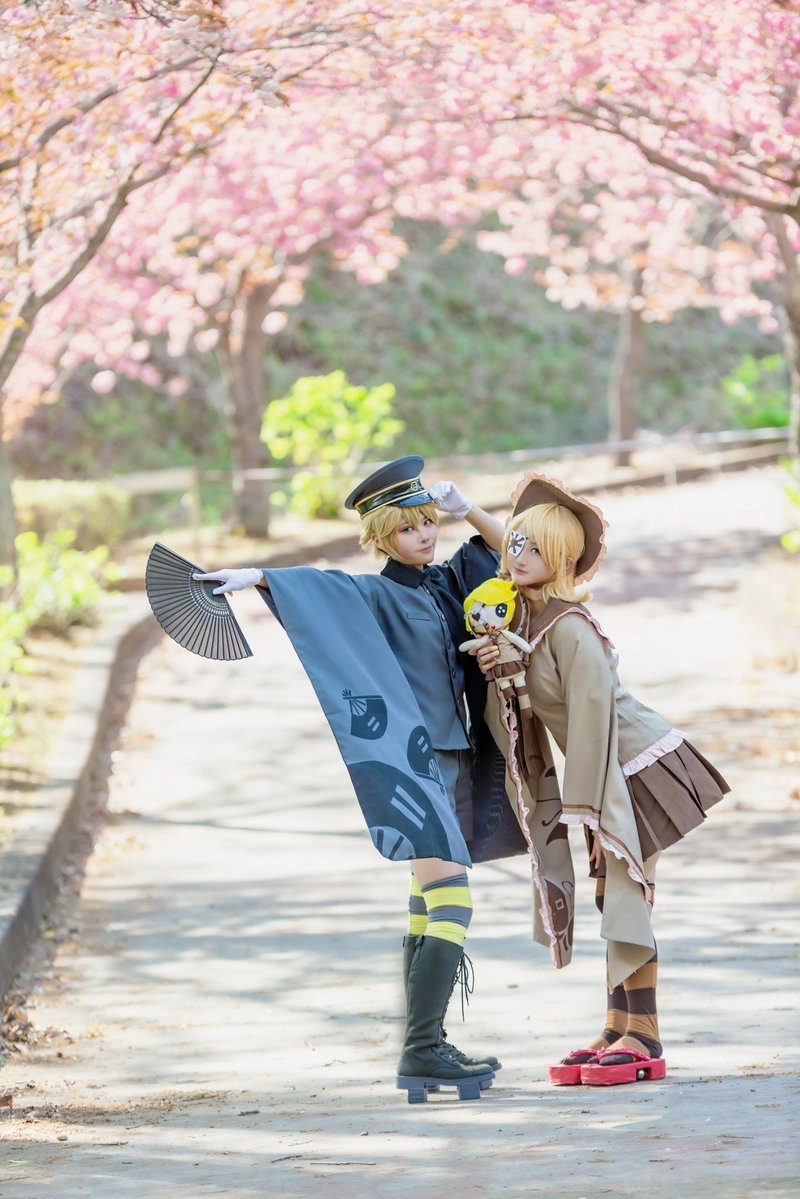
[344,455,432,516]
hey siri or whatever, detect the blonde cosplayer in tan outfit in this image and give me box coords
[479,475,728,1087]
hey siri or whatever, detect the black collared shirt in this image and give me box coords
[377,537,500,748]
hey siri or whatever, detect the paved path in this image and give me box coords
[1,468,799,1199]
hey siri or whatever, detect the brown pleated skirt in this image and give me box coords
[624,739,730,861]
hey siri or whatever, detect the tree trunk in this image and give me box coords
[0,431,16,573]
[766,214,800,457]
[220,282,275,538]
[0,292,40,567]
[784,316,800,459]
[607,260,645,468]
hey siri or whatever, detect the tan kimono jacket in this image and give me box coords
[483,692,577,971]
[488,598,682,987]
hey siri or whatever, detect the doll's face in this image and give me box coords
[506,534,555,590]
[468,600,511,634]
[391,515,438,569]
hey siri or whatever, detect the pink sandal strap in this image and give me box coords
[595,1047,653,1064]
[560,1047,600,1065]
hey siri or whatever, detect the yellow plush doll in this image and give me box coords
[460,577,532,695]
[460,577,540,773]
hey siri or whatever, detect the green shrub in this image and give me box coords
[0,532,119,751]
[261,371,404,518]
[13,479,131,549]
[14,530,119,633]
[720,354,790,429]
[0,565,28,749]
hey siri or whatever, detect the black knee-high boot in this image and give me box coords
[396,936,494,1102]
[402,935,501,1071]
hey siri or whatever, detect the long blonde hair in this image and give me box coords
[500,502,589,603]
[359,501,440,560]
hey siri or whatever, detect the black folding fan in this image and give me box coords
[145,542,253,661]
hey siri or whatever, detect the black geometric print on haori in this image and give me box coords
[145,542,253,661]
[406,725,445,791]
[545,878,575,958]
[342,690,388,740]
[348,761,453,861]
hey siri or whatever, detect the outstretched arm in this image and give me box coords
[428,480,505,551]
[192,568,265,595]
[464,503,505,552]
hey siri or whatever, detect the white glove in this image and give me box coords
[192,567,262,595]
[428,480,472,519]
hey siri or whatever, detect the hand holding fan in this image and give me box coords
[145,542,254,660]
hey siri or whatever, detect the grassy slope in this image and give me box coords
[265,223,778,456]
[13,223,778,478]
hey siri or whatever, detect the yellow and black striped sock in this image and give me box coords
[407,873,428,937]
[420,873,473,947]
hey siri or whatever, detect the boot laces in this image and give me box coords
[453,950,475,1021]
[441,950,475,1046]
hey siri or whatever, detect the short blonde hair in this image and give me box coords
[500,502,589,603]
[359,501,440,560]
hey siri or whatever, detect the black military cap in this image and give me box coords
[344,455,432,516]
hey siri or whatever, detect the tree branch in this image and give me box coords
[0,55,204,176]
[152,60,217,146]
[505,106,800,218]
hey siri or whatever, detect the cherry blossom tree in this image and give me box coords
[0,0,424,558]
[463,0,800,450]
[29,106,412,535]
[8,0,797,562]
[8,93,509,534]
[477,134,778,460]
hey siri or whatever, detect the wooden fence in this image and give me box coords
[108,425,791,543]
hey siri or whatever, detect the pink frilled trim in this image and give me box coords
[560,811,652,905]
[621,728,685,777]
[498,695,561,966]
[527,605,615,657]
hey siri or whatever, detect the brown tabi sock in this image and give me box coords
[602,874,662,1063]
[561,873,626,1066]
[617,947,661,1059]
[596,876,627,1044]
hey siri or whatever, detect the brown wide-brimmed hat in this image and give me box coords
[510,473,608,583]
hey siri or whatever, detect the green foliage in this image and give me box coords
[14,530,119,633]
[291,236,611,453]
[0,531,119,751]
[780,461,800,554]
[11,223,784,486]
[261,370,404,517]
[13,479,132,549]
[0,566,28,749]
[13,366,230,480]
[720,354,790,429]
[277,223,780,452]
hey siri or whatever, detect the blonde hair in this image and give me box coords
[359,501,440,560]
[462,578,517,632]
[500,502,589,603]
